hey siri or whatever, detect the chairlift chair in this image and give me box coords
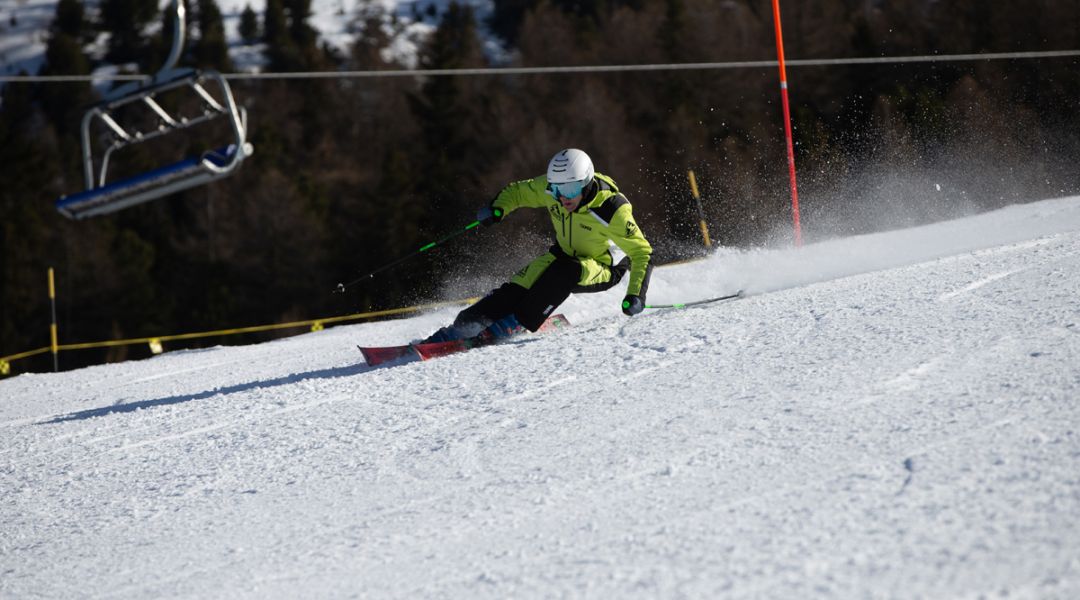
[56,0,253,220]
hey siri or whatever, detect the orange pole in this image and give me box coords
[771,0,802,246]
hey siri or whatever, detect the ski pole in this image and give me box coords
[645,291,742,309]
[333,220,483,293]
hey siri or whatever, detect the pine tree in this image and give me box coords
[39,0,95,138]
[262,0,321,70]
[193,0,232,70]
[239,4,259,44]
[0,83,63,371]
[407,3,487,219]
[263,0,297,70]
[99,0,159,64]
[52,0,88,41]
[350,8,391,68]
[488,0,536,44]
[656,0,693,110]
[284,0,317,49]
[37,35,94,137]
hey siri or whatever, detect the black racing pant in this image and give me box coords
[454,251,629,333]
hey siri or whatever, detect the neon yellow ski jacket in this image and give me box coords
[491,173,654,297]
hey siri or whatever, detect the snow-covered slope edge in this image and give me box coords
[2,196,1079,598]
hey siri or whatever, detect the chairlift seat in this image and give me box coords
[56,145,243,220]
[54,1,251,220]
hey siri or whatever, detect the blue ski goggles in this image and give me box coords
[548,179,587,200]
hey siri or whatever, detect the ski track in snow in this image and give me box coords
[3,196,1080,598]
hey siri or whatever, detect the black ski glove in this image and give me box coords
[622,294,645,316]
[477,205,504,226]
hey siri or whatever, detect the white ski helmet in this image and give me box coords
[547,148,595,199]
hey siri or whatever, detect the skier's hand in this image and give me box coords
[621,295,644,316]
[477,205,504,226]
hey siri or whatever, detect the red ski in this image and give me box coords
[359,314,570,367]
[357,344,417,366]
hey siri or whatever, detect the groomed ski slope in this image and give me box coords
[3,196,1080,598]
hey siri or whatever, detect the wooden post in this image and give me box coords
[48,268,59,372]
[687,170,712,248]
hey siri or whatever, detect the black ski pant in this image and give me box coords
[454,249,628,332]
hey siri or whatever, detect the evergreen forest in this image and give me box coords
[2,0,1079,373]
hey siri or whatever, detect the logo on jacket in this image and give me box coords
[626,220,639,237]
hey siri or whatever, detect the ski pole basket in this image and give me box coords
[55,0,252,220]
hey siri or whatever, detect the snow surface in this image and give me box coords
[3,196,1080,598]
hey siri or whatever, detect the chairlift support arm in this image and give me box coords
[58,0,252,220]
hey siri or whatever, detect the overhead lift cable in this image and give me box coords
[7,49,1078,84]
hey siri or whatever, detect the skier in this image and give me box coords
[423,148,654,343]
